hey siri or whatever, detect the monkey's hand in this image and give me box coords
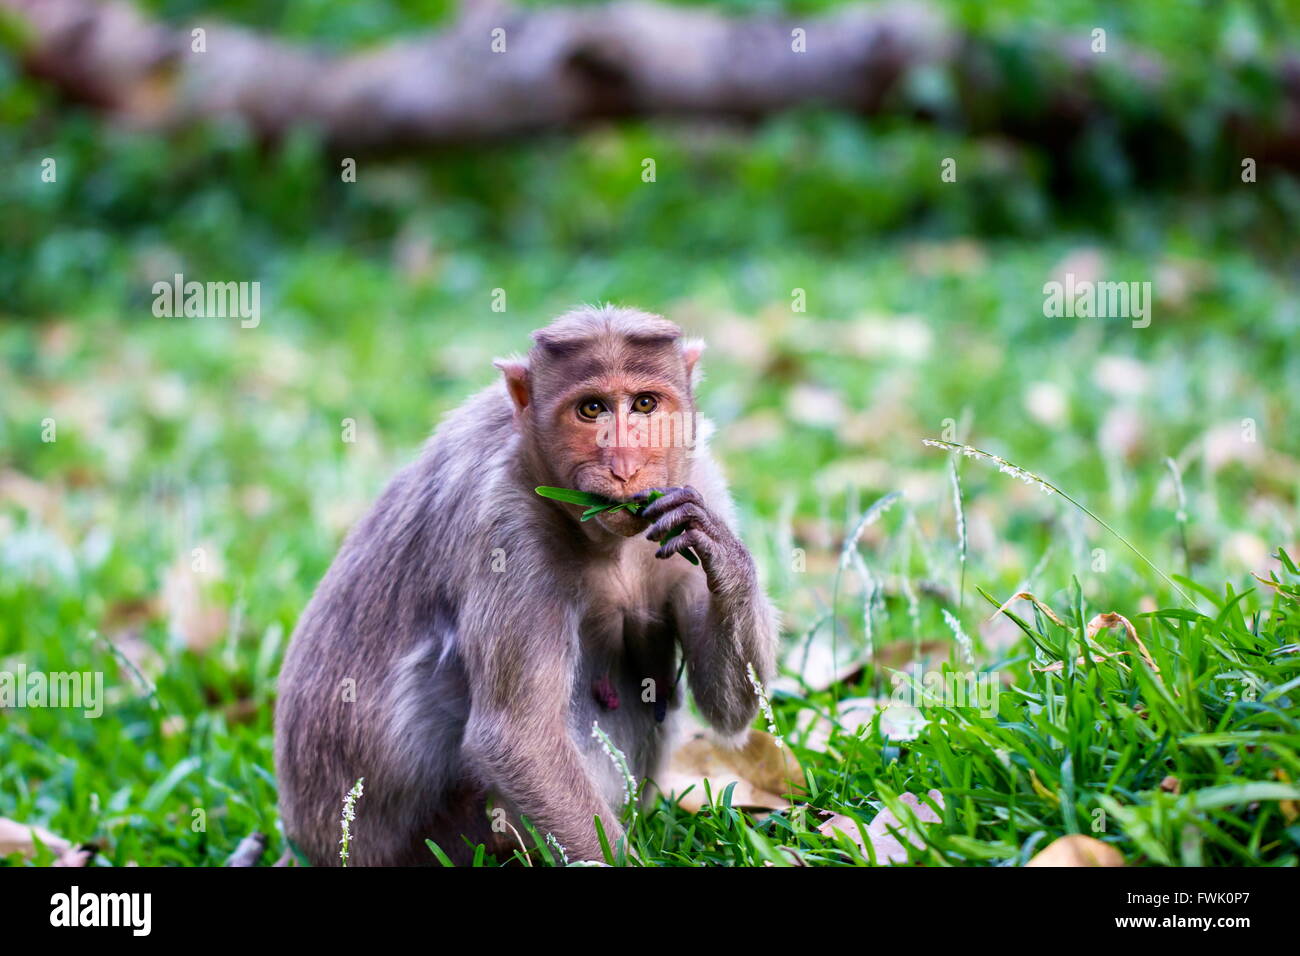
[650,486,778,738]
[638,486,756,597]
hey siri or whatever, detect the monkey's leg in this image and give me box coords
[463,707,620,861]
[460,611,622,862]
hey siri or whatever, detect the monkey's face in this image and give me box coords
[547,377,696,537]
[501,308,706,538]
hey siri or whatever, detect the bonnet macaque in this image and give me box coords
[275,305,778,865]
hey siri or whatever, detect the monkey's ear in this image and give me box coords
[493,357,531,412]
[681,338,706,384]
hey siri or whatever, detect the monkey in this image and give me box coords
[274,304,779,866]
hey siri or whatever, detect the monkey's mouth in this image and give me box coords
[571,474,658,509]
[592,506,650,538]
[565,486,653,535]
[564,468,666,531]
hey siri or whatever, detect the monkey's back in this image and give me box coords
[274,383,522,866]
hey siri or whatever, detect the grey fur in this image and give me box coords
[274,306,779,865]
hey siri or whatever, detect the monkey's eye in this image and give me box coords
[631,394,658,414]
[577,399,607,421]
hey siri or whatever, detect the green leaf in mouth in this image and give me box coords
[534,486,616,507]
[535,487,698,564]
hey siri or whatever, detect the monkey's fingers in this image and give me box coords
[643,503,707,543]
[655,528,704,565]
[636,485,703,522]
[659,526,700,564]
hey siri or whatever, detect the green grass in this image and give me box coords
[3,229,1298,865]
[2,0,1300,868]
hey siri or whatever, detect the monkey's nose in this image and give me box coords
[608,453,642,484]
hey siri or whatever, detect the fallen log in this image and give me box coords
[2,0,1298,173]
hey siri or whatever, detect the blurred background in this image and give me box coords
[2,0,1299,864]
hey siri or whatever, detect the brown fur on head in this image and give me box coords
[494,305,706,537]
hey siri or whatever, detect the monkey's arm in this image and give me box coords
[460,602,620,862]
[644,486,779,737]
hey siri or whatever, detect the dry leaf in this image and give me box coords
[1100,405,1145,460]
[718,411,785,452]
[161,714,188,738]
[0,470,63,525]
[1087,612,1162,677]
[819,789,944,864]
[786,384,847,429]
[1252,572,1296,603]
[1093,355,1150,398]
[794,696,928,750]
[103,596,161,632]
[906,239,986,277]
[1086,611,1138,644]
[103,595,165,679]
[1204,422,1265,472]
[1026,834,1124,867]
[1025,381,1069,428]
[1029,769,1059,804]
[875,639,951,671]
[1277,770,1298,823]
[775,638,950,696]
[0,817,72,859]
[773,638,864,694]
[657,728,804,813]
[991,592,1068,628]
[162,548,228,653]
[842,314,933,361]
[223,698,260,725]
